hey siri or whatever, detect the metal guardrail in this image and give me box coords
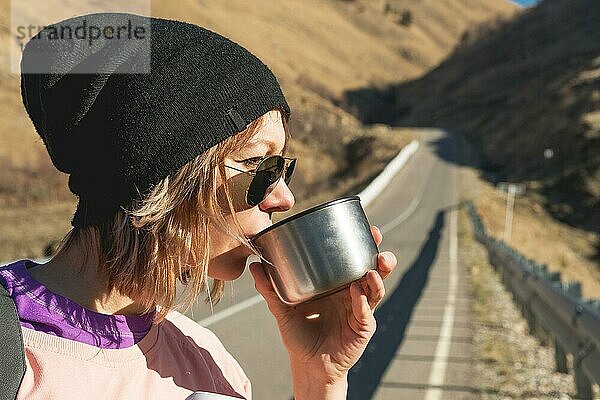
[465,201,600,399]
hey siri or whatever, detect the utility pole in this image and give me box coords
[504,184,516,242]
[497,182,526,243]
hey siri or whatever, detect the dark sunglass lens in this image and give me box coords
[284,159,296,185]
[247,156,284,206]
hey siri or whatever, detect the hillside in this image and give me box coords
[342,0,600,257]
[0,0,516,258]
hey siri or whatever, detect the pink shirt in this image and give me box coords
[18,310,252,399]
[0,260,251,399]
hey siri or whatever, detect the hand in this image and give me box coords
[249,226,398,385]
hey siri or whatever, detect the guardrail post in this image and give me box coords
[537,323,549,347]
[554,340,568,373]
[574,361,592,400]
[514,292,522,310]
[548,271,560,281]
[587,299,600,317]
[525,306,536,336]
[564,281,582,299]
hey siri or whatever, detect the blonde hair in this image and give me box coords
[53,109,290,323]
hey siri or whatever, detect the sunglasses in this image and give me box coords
[225,155,297,206]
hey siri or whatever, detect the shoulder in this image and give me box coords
[162,310,236,365]
[160,310,252,399]
[164,310,225,348]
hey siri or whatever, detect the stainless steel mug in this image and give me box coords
[251,196,379,305]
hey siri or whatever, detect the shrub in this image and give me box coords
[399,10,413,26]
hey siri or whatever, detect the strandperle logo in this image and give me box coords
[15,17,148,50]
[12,12,152,74]
[9,0,152,74]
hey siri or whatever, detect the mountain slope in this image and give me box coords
[0,0,516,257]
[342,0,600,237]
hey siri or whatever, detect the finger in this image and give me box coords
[349,281,375,335]
[365,270,385,310]
[370,226,383,247]
[377,251,397,280]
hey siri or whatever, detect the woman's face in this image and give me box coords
[207,110,295,281]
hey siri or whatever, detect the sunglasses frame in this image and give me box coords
[225,155,297,206]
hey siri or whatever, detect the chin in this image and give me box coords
[228,266,246,281]
[210,263,245,281]
[207,244,251,281]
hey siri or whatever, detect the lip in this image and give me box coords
[246,223,273,241]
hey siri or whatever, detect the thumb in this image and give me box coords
[247,257,288,315]
[248,260,277,300]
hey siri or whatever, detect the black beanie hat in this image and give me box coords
[20,12,290,228]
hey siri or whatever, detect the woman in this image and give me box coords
[1,12,397,399]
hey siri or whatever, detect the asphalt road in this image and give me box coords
[186,129,474,400]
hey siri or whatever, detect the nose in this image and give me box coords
[258,179,295,213]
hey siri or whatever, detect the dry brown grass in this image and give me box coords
[0,200,76,262]
[151,0,517,99]
[473,179,600,298]
[0,0,515,261]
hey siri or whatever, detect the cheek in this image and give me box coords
[208,211,256,258]
[216,172,253,213]
[206,210,265,280]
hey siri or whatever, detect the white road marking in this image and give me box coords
[380,157,437,235]
[359,140,420,207]
[423,172,459,400]
[198,294,264,327]
[380,195,420,235]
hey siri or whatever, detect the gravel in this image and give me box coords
[460,207,581,399]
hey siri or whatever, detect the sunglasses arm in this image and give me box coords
[224,164,256,176]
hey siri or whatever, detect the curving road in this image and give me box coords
[186,129,475,400]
